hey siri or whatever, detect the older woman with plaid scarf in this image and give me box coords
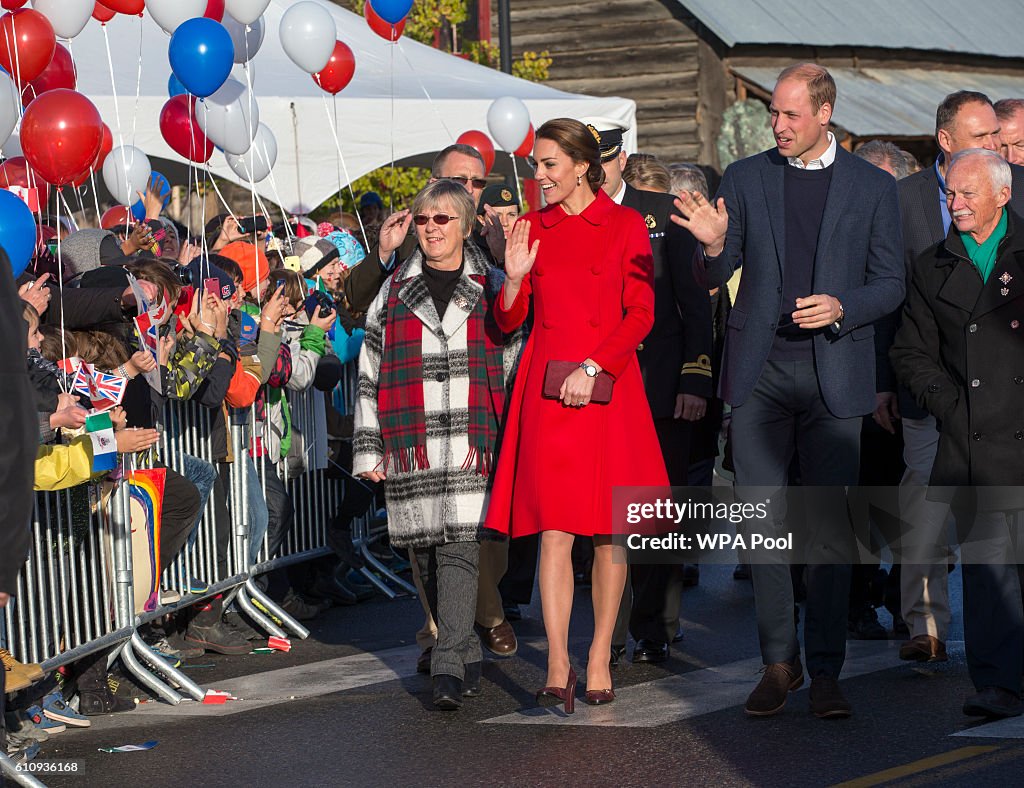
[353,180,522,710]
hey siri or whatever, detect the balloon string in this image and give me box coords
[321,92,366,246]
[240,47,259,276]
[59,190,79,233]
[511,152,522,208]
[395,41,454,143]
[131,14,143,147]
[261,157,294,244]
[88,169,102,226]
[101,24,132,214]
[388,42,395,214]
[55,189,68,394]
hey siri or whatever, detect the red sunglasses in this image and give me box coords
[413,214,459,226]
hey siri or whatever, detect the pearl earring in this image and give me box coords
[576,174,582,186]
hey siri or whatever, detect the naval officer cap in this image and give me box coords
[579,116,629,162]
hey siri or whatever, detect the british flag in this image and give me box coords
[73,362,127,411]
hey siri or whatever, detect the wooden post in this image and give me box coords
[478,0,491,42]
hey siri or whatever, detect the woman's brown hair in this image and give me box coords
[623,153,671,193]
[125,257,183,307]
[38,327,128,369]
[268,268,308,309]
[535,118,605,192]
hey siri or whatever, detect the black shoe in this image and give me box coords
[308,574,359,606]
[809,675,852,719]
[609,644,626,669]
[847,608,887,640]
[733,563,750,580]
[963,687,1023,718]
[632,640,669,664]
[184,618,251,655]
[503,603,522,622]
[672,626,685,644]
[683,564,700,587]
[417,647,432,674]
[463,662,482,697]
[222,611,264,642]
[433,675,463,710]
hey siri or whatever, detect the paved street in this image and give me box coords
[28,564,1024,788]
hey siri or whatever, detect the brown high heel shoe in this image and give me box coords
[536,666,577,714]
[585,676,615,706]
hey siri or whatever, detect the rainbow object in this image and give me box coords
[128,468,166,614]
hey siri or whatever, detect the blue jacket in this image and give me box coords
[699,146,905,418]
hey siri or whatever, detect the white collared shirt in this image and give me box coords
[787,132,837,170]
[610,180,626,205]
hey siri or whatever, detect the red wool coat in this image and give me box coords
[485,189,669,537]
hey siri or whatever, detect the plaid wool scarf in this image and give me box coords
[377,269,506,475]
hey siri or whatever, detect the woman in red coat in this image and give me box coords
[486,119,668,710]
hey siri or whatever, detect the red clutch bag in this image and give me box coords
[542,360,613,404]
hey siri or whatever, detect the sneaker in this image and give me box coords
[160,587,182,604]
[41,689,91,728]
[745,656,804,717]
[0,648,44,693]
[6,740,40,764]
[146,638,182,668]
[24,704,66,735]
[184,618,251,655]
[281,590,324,621]
[5,710,50,743]
[180,573,209,595]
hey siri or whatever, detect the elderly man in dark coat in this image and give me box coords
[891,148,1024,719]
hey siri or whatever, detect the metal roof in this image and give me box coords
[678,0,1024,59]
[733,66,1024,137]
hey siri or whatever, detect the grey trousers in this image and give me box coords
[413,541,482,679]
[731,361,861,678]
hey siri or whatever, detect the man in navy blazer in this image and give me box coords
[673,63,905,719]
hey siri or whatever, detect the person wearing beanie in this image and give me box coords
[218,240,272,300]
[61,229,132,281]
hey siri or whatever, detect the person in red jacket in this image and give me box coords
[485,119,668,710]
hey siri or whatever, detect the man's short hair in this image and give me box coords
[776,63,836,114]
[994,98,1024,122]
[936,90,993,136]
[948,148,1012,193]
[853,140,911,179]
[667,163,709,199]
[431,144,486,178]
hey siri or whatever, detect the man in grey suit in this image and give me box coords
[673,63,905,719]
[877,91,1024,665]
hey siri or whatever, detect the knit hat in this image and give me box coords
[185,257,237,301]
[323,230,365,271]
[294,237,340,278]
[218,240,269,292]
[62,229,123,280]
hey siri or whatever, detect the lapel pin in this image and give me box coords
[1000,272,1013,285]
[1012,320,1020,329]
[1002,288,1010,296]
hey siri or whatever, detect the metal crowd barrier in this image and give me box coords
[0,359,417,784]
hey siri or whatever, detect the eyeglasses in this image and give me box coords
[443,176,488,190]
[413,214,459,226]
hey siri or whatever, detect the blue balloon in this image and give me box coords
[0,190,38,278]
[131,171,171,221]
[168,73,187,98]
[371,0,413,25]
[168,18,234,100]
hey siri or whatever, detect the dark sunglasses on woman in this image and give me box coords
[413,214,460,226]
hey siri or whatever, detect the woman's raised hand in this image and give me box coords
[378,210,413,260]
[504,220,539,284]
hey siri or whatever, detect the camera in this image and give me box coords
[238,215,268,235]
[304,289,336,320]
[175,266,193,286]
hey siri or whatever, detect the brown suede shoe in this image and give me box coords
[744,656,804,717]
[477,620,518,657]
[1,648,44,693]
[898,634,948,663]
[809,675,852,719]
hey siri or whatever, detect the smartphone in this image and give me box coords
[203,277,220,296]
[238,215,268,234]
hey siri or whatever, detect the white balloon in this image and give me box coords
[146,0,207,35]
[103,146,152,207]
[32,0,93,39]
[225,123,277,183]
[0,72,20,148]
[225,0,270,26]
[279,1,336,74]
[3,133,22,159]
[195,78,259,155]
[223,11,265,64]
[487,96,532,153]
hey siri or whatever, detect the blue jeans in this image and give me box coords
[182,454,218,552]
[245,456,270,566]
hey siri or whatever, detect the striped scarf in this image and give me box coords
[377,269,505,475]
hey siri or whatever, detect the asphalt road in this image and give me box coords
[16,563,1024,788]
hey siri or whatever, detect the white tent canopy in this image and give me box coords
[68,0,637,213]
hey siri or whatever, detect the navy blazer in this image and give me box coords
[698,146,905,419]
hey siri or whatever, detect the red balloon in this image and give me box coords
[313,41,355,95]
[456,130,495,174]
[92,2,116,23]
[21,43,75,108]
[100,0,143,13]
[514,124,535,158]
[21,89,103,186]
[204,0,225,22]
[0,156,50,205]
[160,94,214,163]
[100,205,133,230]
[0,1,27,9]
[68,122,113,186]
[0,10,56,85]
[364,1,405,42]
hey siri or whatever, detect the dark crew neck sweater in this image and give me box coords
[422,261,464,320]
[770,164,834,361]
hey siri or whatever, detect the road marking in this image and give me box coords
[482,640,921,728]
[831,746,999,787]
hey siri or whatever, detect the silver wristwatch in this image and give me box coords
[580,362,598,378]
